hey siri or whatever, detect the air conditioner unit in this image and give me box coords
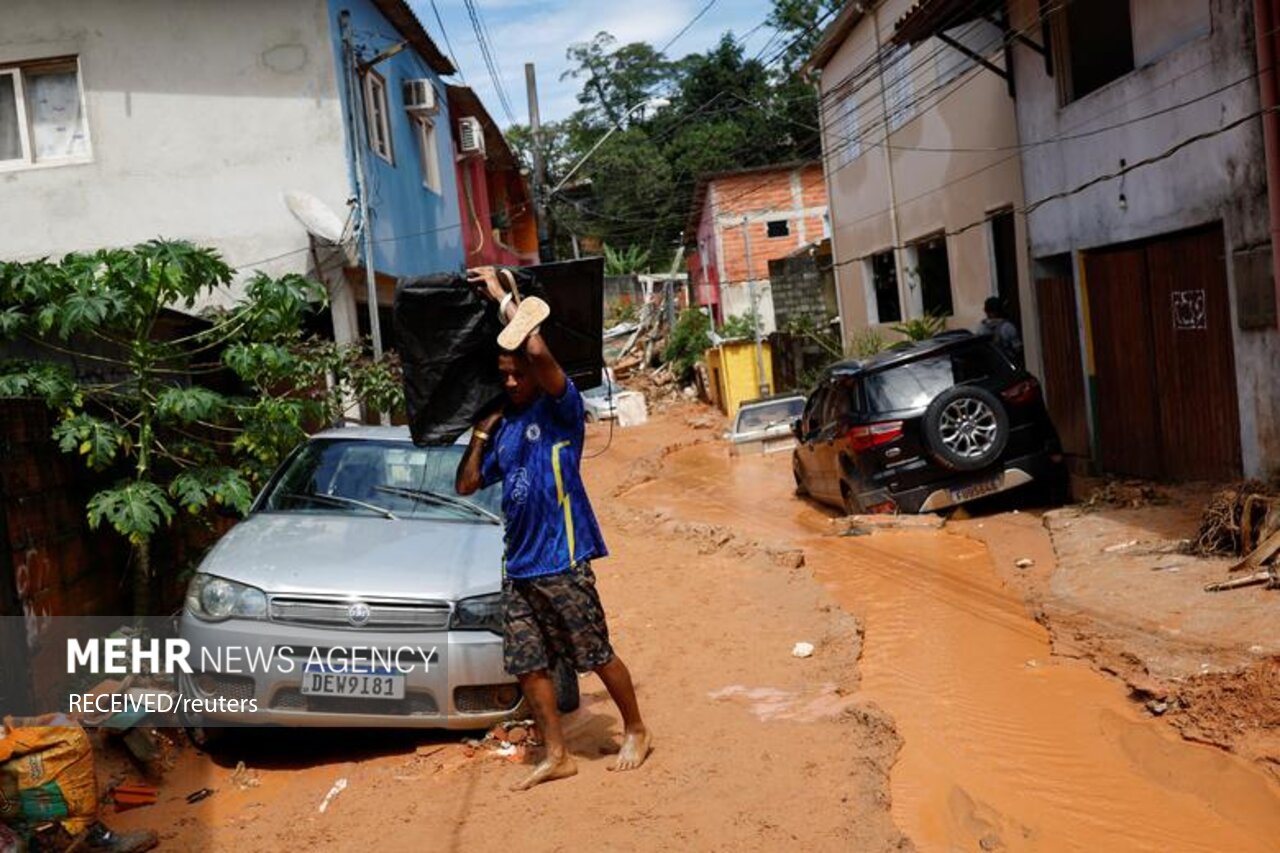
[403,79,438,113]
[458,116,486,156]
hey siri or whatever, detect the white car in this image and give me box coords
[177,427,577,746]
[727,395,807,456]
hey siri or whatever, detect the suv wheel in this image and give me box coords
[840,482,862,516]
[793,458,808,496]
[922,385,1009,472]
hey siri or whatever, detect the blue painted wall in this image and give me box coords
[327,0,463,277]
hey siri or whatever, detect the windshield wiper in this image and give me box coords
[279,492,397,520]
[373,485,501,525]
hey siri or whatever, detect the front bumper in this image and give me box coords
[178,612,516,730]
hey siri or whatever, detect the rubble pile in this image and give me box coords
[1193,482,1280,557]
[1082,480,1169,512]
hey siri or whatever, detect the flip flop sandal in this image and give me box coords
[498,295,550,351]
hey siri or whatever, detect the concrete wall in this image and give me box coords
[0,0,350,309]
[695,164,827,332]
[817,0,1035,369]
[1008,0,1280,477]
[327,0,463,282]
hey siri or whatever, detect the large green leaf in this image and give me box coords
[87,481,175,544]
[52,413,129,470]
[0,362,80,407]
[169,467,252,515]
[155,386,227,424]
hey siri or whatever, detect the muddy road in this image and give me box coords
[112,403,1280,851]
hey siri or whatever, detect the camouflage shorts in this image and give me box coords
[502,562,615,676]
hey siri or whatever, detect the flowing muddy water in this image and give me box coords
[627,443,1280,852]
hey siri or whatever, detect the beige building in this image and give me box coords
[808,1,1035,368]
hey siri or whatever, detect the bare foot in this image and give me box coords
[611,727,652,772]
[510,753,578,791]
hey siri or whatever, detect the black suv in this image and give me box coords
[791,332,1063,515]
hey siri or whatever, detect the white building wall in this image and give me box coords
[816,0,1034,366]
[1008,0,1279,478]
[0,0,350,309]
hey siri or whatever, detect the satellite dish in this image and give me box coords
[283,191,347,244]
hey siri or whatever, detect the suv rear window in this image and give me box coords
[863,345,1014,414]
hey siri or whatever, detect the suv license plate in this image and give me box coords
[301,671,405,699]
[950,474,1005,504]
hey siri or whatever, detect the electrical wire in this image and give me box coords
[660,0,720,54]
[429,0,467,84]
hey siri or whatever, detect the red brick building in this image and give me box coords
[685,162,828,329]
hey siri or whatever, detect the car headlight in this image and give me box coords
[185,574,268,622]
[450,593,503,634]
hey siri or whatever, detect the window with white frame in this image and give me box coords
[884,44,914,131]
[415,115,441,193]
[363,71,393,164]
[0,57,91,169]
[829,90,861,167]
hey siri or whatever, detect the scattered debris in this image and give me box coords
[1082,480,1168,512]
[414,744,446,759]
[1146,700,1169,716]
[185,787,214,804]
[317,778,347,814]
[1103,539,1139,553]
[110,782,158,811]
[1014,558,1035,569]
[792,642,815,659]
[1193,484,1279,556]
[832,514,946,533]
[1204,570,1274,593]
[230,760,261,790]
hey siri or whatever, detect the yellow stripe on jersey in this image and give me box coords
[551,440,576,567]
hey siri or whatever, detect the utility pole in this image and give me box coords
[340,11,388,425]
[525,63,553,262]
[741,217,769,397]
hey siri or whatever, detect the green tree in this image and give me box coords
[0,241,402,617]
[664,308,712,378]
[562,32,672,124]
[767,0,845,74]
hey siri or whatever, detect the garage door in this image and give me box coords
[1083,224,1241,481]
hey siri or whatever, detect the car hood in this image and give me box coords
[196,513,505,601]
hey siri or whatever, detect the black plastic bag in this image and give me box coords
[393,269,540,446]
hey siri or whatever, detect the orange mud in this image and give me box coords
[628,440,1280,852]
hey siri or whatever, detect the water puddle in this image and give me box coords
[629,444,1280,852]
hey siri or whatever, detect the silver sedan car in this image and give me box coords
[177,427,570,742]
[727,394,807,456]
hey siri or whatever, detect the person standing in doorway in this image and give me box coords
[977,296,1024,366]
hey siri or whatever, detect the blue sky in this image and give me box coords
[412,0,782,127]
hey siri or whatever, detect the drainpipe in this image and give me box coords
[1256,0,1280,326]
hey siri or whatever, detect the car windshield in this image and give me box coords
[863,346,1015,414]
[734,398,805,433]
[259,439,502,522]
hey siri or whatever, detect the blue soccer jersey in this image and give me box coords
[480,379,608,579]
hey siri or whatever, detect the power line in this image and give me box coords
[660,0,720,54]
[429,0,467,85]
[462,0,518,125]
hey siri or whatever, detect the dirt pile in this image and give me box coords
[1166,657,1280,777]
[1082,479,1169,511]
[606,506,806,570]
[1193,483,1280,557]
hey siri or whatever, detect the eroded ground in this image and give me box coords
[109,401,1280,851]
